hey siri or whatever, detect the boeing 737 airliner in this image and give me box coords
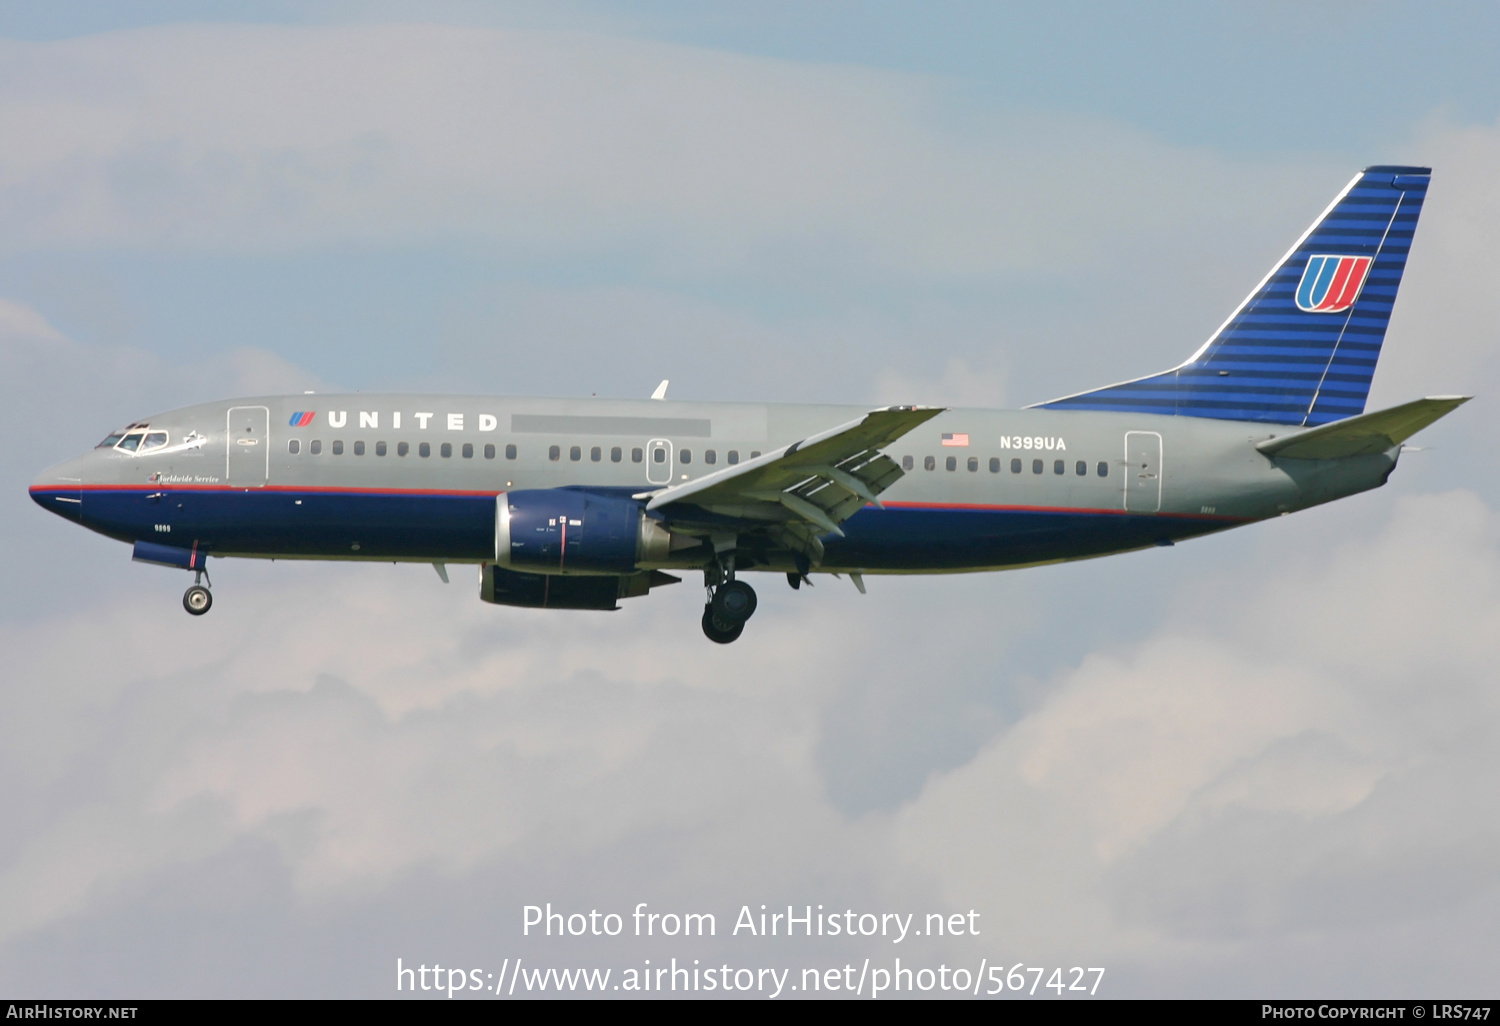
[30,166,1467,642]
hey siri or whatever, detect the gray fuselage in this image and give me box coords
[30,394,1398,576]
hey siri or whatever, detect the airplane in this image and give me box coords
[29,165,1469,643]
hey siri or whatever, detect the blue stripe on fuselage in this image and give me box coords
[42,486,1246,571]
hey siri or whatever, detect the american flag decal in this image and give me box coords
[941,433,970,447]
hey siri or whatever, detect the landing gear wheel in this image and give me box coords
[183,585,213,616]
[710,579,758,625]
[702,605,744,644]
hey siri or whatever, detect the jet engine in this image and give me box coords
[495,489,673,575]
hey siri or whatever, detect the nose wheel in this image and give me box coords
[702,579,757,644]
[182,568,213,616]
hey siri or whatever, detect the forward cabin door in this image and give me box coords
[1123,431,1162,512]
[226,406,270,487]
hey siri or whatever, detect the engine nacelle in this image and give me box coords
[480,564,679,610]
[495,489,671,575]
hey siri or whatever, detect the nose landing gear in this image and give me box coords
[182,568,213,616]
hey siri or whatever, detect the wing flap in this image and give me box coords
[1256,396,1471,460]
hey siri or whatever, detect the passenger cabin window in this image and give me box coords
[353,441,365,456]
[462,443,474,459]
[751,451,761,458]
[967,457,978,472]
[311,440,323,455]
[632,448,643,463]
[945,456,956,471]
[484,444,496,459]
[1075,460,1086,476]
[569,445,581,461]
[989,457,1000,473]
[288,439,300,455]
[729,450,740,465]
[140,432,168,452]
[549,445,560,461]
[376,441,388,456]
[332,440,344,455]
[590,446,601,462]
[506,444,517,460]
[1097,461,1109,477]
[1010,458,1021,474]
[924,455,935,471]
[441,443,453,458]
[419,442,431,458]
[610,446,622,463]
[398,442,409,456]
[681,449,692,464]
[705,449,717,465]
[1054,459,1064,475]
[1032,458,1042,474]
[902,455,914,471]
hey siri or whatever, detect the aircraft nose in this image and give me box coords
[29,454,91,517]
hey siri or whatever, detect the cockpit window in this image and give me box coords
[139,431,168,452]
[97,432,127,448]
[116,431,145,452]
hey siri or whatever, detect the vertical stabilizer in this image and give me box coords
[1035,166,1430,425]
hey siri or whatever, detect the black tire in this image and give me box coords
[183,585,213,616]
[701,605,743,644]
[710,579,758,625]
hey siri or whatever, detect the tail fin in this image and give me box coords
[1035,165,1430,426]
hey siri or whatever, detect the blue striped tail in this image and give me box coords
[1035,165,1430,426]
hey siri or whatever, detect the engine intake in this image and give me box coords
[495,489,671,575]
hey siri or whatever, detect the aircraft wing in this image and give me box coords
[1256,396,1471,460]
[639,406,943,543]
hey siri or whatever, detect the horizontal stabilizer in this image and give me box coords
[1256,395,1470,460]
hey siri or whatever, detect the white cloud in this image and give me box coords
[0,23,1326,284]
[3,22,1500,997]
[895,491,1500,976]
[5,459,1500,991]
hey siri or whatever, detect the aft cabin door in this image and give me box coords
[1124,431,1162,513]
[226,406,270,487]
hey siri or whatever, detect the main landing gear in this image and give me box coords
[183,568,213,616]
[701,555,758,644]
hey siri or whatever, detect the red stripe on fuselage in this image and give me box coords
[59,483,502,498]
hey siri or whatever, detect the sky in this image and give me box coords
[2,0,1499,1000]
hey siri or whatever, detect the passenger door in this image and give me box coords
[1123,431,1162,512]
[646,438,673,486]
[226,406,270,487]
